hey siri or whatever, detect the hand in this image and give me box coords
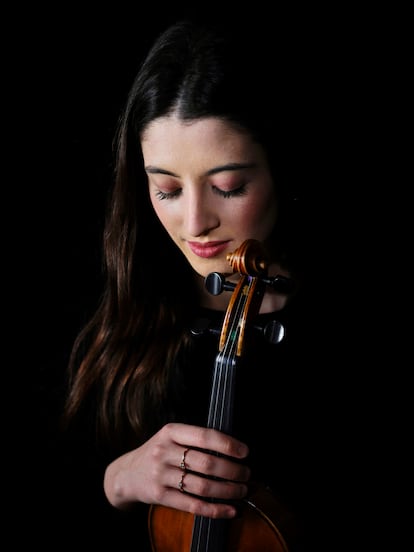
[104,422,250,519]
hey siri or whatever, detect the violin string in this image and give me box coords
[212,277,252,432]
[197,276,260,550]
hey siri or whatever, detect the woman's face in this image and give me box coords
[142,115,278,278]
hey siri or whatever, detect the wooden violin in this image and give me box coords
[148,239,294,551]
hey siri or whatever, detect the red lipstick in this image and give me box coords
[187,241,229,258]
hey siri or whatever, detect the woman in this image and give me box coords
[53,19,330,551]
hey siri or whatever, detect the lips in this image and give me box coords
[187,241,229,258]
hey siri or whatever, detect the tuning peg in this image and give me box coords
[190,317,221,337]
[205,272,236,296]
[262,275,294,294]
[259,320,285,344]
[191,316,285,346]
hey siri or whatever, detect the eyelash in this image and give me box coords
[155,184,248,201]
[155,189,181,200]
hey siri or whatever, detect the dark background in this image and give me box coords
[9,7,401,549]
[17,11,205,379]
[16,8,345,379]
[10,7,396,379]
[13,7,367,431]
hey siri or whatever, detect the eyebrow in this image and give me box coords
[144,162,257,177]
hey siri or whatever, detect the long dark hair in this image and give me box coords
[63,20,304,451]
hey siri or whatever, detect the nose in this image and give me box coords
[184,189,219,237]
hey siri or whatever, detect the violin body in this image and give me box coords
[148,484,292,551]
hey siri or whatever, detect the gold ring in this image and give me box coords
[180,448,189,471]
[178,471,186,492]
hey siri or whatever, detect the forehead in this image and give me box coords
[141,115,258,163]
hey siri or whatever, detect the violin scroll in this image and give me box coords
[226,239,268,276]
[206,239,294,296]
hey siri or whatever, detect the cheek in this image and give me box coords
[150,199,181,239]
[150,196,169,226]
[242,194,278,233]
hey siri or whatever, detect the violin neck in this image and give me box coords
[207,353,238,434]
[188,351,238,551]
[189,249,268,551]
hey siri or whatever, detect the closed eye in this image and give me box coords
[154,189,182,200]
[213,184,248,198]
[155,184,248,200]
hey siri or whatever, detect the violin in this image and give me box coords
[148,239,295,551]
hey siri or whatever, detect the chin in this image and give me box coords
[191,259,233,279]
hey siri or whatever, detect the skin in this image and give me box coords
[103,115,289,517]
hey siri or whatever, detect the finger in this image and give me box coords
[173,469,248,501]
[181,447,250,482]
[160,487,239,520]
[163,422,249,459]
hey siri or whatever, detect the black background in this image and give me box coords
[7,6,403,549]
[9,6,397,546]
[16,10,204,377]
[14,7,347,378]
[12,7,369,439]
